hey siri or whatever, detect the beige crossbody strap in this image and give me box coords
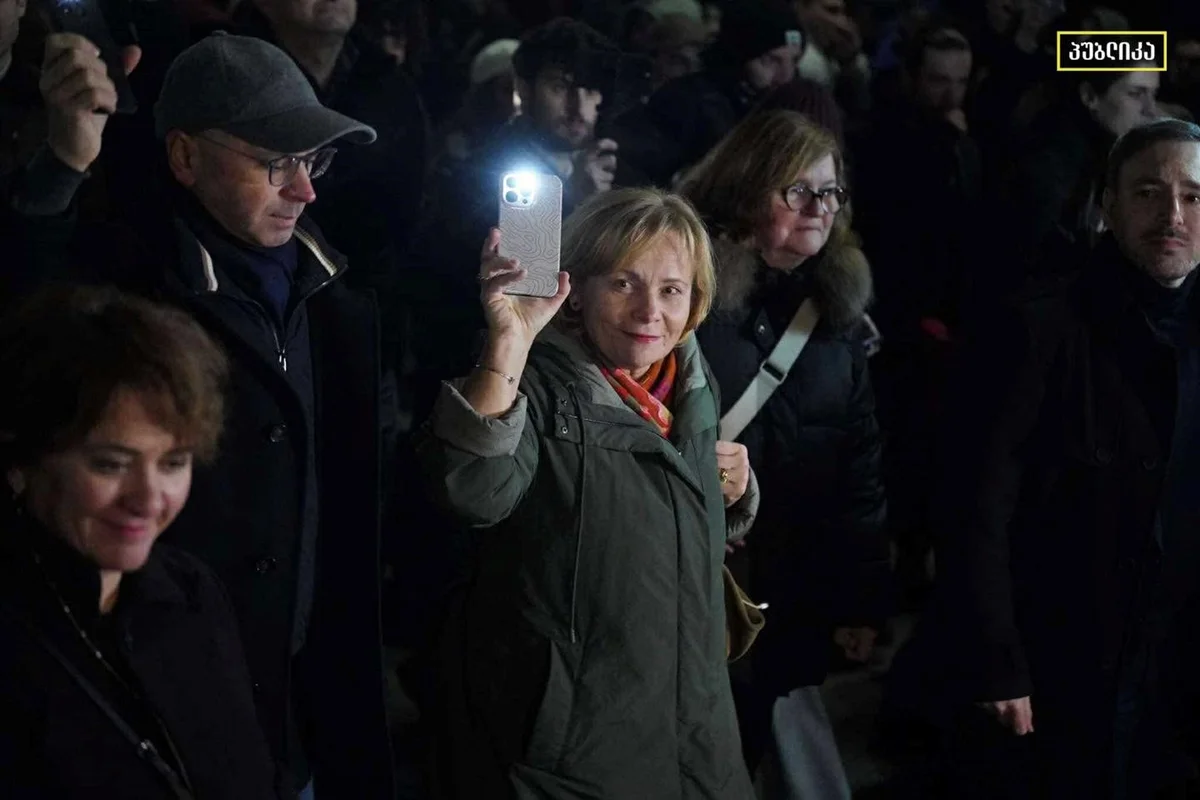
[719,297,820,441]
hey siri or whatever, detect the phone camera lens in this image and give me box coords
[504,190,519,204]
[504,177,517,189]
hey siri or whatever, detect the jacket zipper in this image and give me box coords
[568,385,586,643]
[274,227,344,372]
[271,324,287,372]
[561,393,698,643]
[194,230,344,373]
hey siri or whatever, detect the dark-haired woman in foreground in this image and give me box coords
[0,285,279,798]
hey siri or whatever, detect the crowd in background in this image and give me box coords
[2,0,1200,797]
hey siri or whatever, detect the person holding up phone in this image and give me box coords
[6,32,398,800]
[417,188,758,799]
[405,18,625,419]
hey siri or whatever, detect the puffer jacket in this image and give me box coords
[417,328,758,800]
[697,239,890,693]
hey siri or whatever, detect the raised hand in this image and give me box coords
[569,138,618,201]
[479,228,571,348]
[41,34,141,173]
[977,696,1035,736]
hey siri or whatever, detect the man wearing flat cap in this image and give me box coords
[5,31,397,799]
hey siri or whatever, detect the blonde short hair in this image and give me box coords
[679,110,854,249]
[556,187,716,338]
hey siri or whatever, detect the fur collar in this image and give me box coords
[710,237,873,331]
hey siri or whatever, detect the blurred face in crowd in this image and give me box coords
[912,45,972,114]
[168,130,320,248]
[654,41,704,87]
[10,390,193,581]
[798,0,851,28]
[519,67,602,151]
[1169,39,1200,97]
[702,3,721,40]
[380,23,407,64]
[755,153,838,270]
[985,0,1017,35]
[480,73,518,128]
[1083,70,1159,138]
[1104,140,1200,287]
[0,0,26,65]
[744,43,799,93]
[796,0,861,63]
[258,0,356,37]
[577,234,694,379]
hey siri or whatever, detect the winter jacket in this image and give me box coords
[3,167,395,798]
[418,328,758,799]
[0,519,278,798]
[934,238,1200,791]
[696,240,890,693]
[617,70,755,188]
[851,107,983,341]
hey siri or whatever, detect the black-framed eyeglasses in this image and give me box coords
[782,184,849,214]
[197,135,337,187]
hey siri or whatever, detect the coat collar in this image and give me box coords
[2,513,189,631]
[535,326,710,407]
[533,328,717,494]
[169,190,347,300]
[1079,235,1200,337]
[710,237,873,330]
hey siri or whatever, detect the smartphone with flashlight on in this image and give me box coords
[45,0,138,114]
[498,170,564,298]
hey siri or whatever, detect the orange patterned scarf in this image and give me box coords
[598,351,678,437]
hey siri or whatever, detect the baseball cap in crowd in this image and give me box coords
[471,39,520,86]
[154,32,377,154]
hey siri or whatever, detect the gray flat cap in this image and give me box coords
[154,32,377,153]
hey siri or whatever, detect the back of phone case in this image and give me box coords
[498,171,563,298]
[45,0,138,114]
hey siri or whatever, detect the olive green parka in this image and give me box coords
[419,328,758,799]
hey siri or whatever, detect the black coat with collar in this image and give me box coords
[0,523,278,798]
[695,240,891,693]
[3,193,394,798]
[936,238,1200,758]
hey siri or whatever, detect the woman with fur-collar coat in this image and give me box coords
[681,110,891,794]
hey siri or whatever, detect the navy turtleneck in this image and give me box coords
[174,189,299,328]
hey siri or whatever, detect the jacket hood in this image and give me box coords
[710,237,873,330]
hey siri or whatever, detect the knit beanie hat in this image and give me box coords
[709,1,803,69]
[643,0,704,23]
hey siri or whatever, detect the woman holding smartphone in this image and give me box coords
[419,187,758,799]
